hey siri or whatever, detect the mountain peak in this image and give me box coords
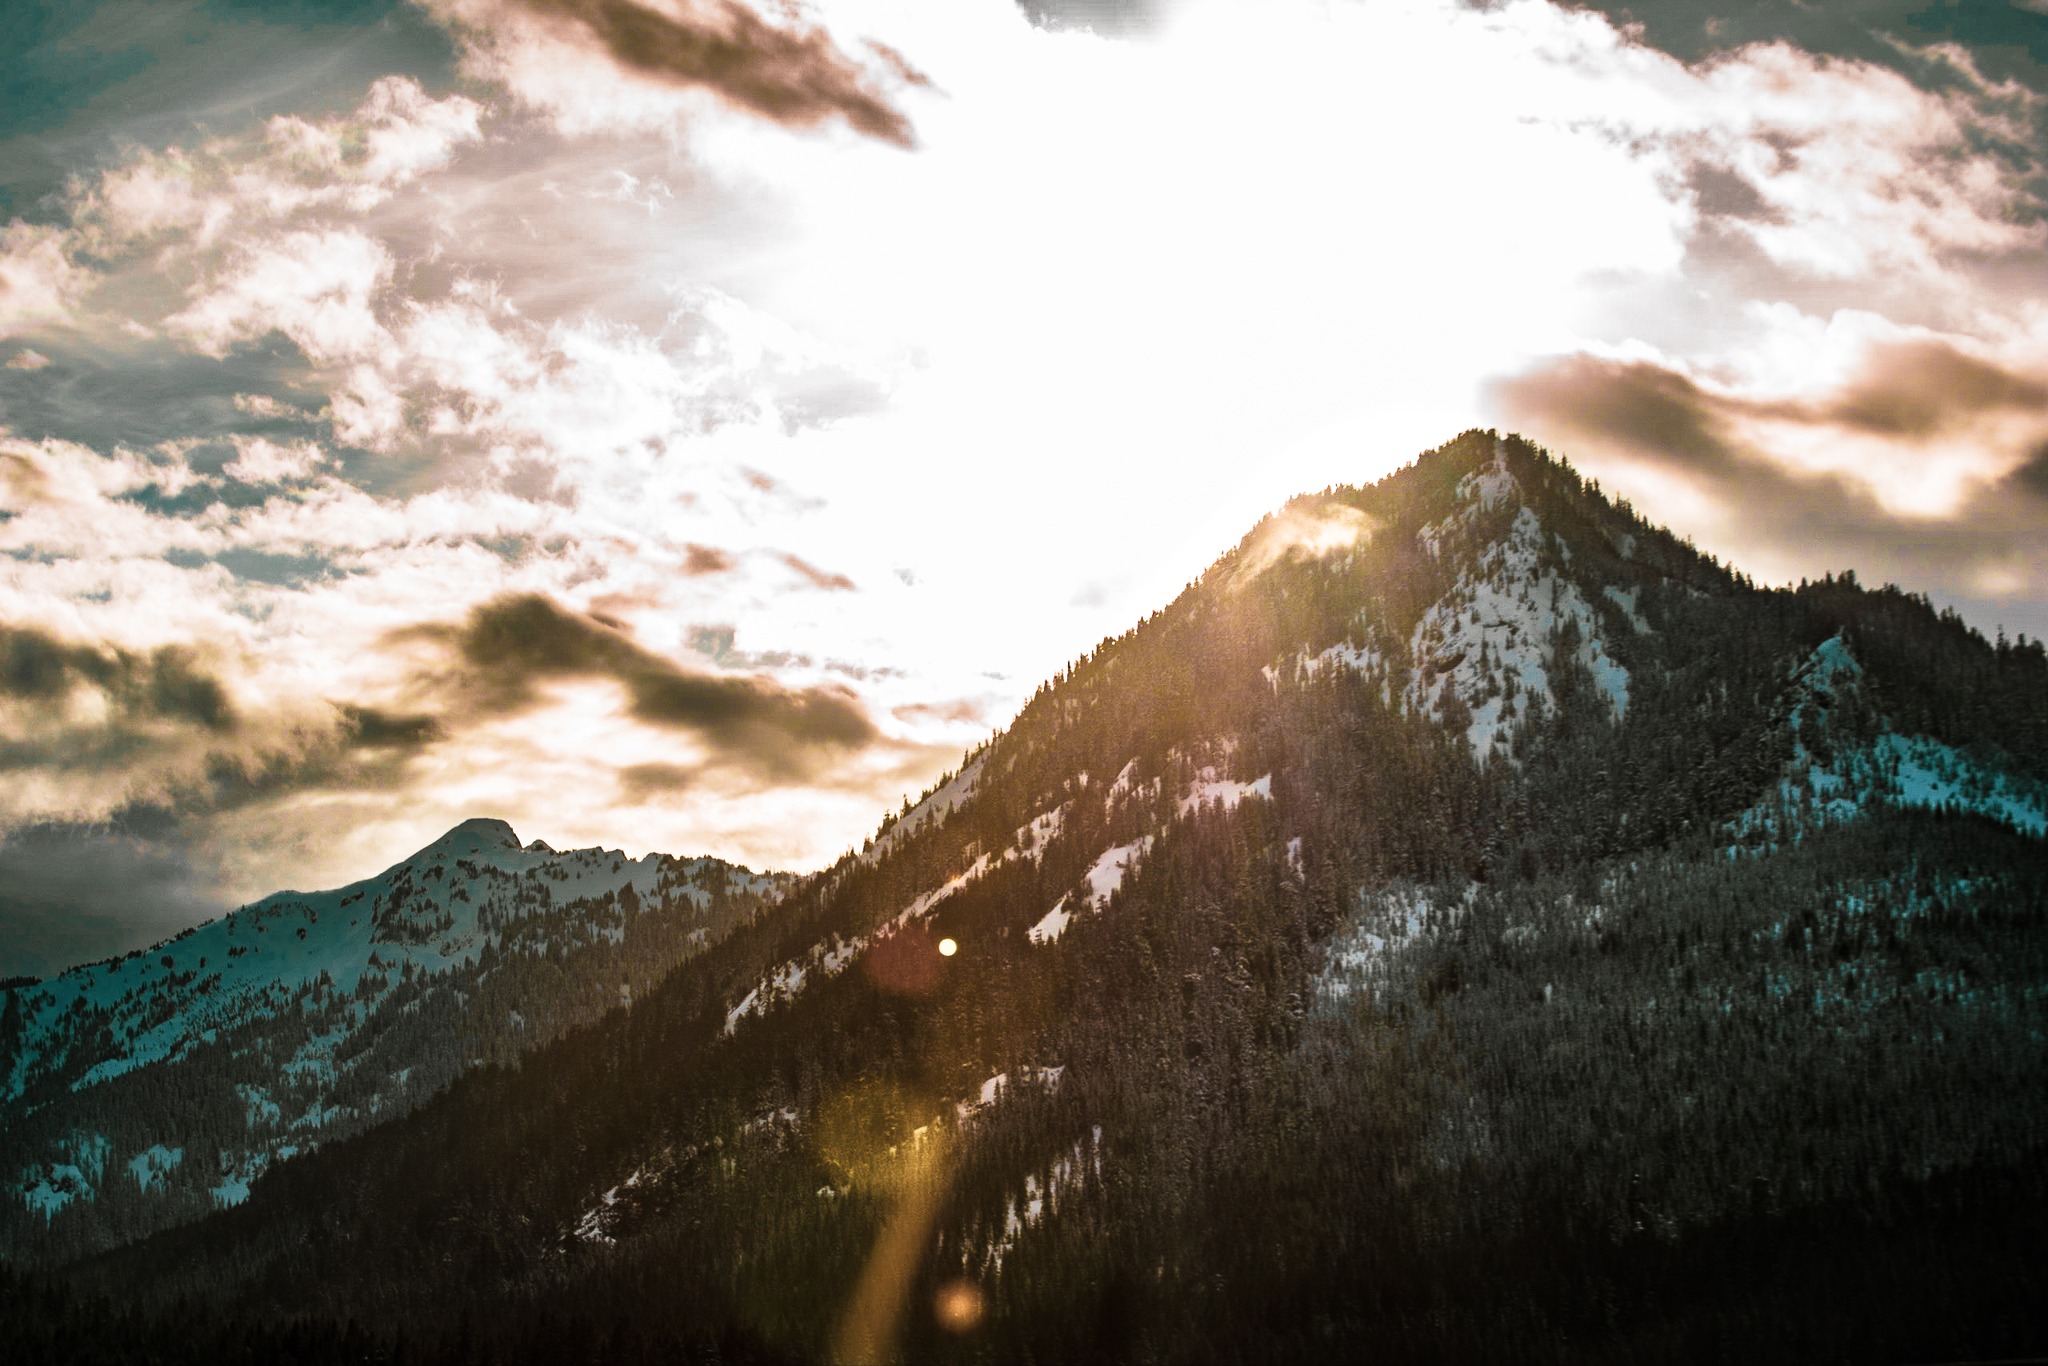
[433,818,522,855]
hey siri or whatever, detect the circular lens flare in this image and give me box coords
[938,937,958,957]
[933,1279,985,1333]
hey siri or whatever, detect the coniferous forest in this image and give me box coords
[5,432,2047,1363]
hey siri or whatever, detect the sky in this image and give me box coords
[2,0,2046,978]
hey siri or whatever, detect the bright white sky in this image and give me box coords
[2,0,2046,972]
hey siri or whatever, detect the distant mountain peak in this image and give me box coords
[2,813,791,1253]
[432,817,523,854]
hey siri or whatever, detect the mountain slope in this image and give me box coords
[44,431,2048,1363]
[0,819,787,1262]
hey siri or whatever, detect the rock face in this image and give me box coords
[34,432,2048,1364]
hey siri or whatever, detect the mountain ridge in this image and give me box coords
[0,817,791,1260]
[23,429,2048,1364]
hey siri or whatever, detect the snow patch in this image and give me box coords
[1317,883,1477,1002]
[1603,584,1649,633]
[1180,770,1272,817]
[728,794,1089,1032]
[1409,496,1628,762]
[1303,641,1381,677]
[976,1126,1103,1276]
[128,1144,184,1193]
[1106,759,1141,804]
[1731,636,2045,845]
[865,756,984,864]
[1031,839,1154,946]
[1028,900,1073,946]
[210,1149,270,1208]
[1082,838,1151,903]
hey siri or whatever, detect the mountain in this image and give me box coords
[14,431,2048,1364]
[0,818,789,1262]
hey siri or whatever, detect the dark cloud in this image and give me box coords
[499,0,920,145]
[0,818,228,980]
[1682,160,1784,225]
[2009,442,2048,503]
[778,552,855,591]
[0,624,235,731]
[407,592,878,775]
[1496,354,1735,473]
[335,702,445,752]
[683,542,736,575]
[1498,340,2048,462]
[1492,344,2048,641]
[616,760,694,799]
[0,622,448,825]
[1788,341,2048,440]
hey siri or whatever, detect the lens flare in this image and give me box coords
[933,1279,985,1333]
[938,937,957,956]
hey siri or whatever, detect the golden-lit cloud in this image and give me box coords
[1232,501,1378,585]
[1493,335,2048,609]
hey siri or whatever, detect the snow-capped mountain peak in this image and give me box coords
[3,820,786,1242]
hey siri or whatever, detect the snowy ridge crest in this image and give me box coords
[1733,635,2048,845]
[5,822,780,1225]
[1405,452,1629,763]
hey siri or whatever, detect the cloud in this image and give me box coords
[0,819,230,981]
[0,223,91,338]
[683,542,738,575]
[1232,501,1378,584]
[73,76,483,251]
[0,623,235,732]
[405,592,879,775]
[779,551,856,591]
[1799,341,2048,440]
[1662,41,2043,282]
[222,436,328,484]
[1492,340,2048,628]
[327,699,439,746]
[166,229,394,362]
[0,607,452,850]
[890,697,986,725]
[617,760,695,799]
[2009,444,2048,503]
[1016,0,1159,36]
[426,0,921,144]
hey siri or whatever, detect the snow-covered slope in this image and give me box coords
[1734,634,2048,843]
[1404,447,1629,762]
[2,820,785,1243]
